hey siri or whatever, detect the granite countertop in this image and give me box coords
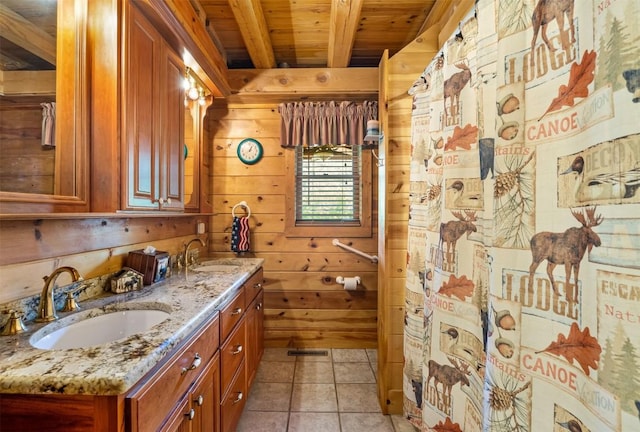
[0,258,263,396]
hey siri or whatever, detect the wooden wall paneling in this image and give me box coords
[265,266,378,291]
[264,289,377,310]
[386,222,408,250]
[211,156,284,177]
[0,233,203,304]
[0,217,199,266]
[210,232,378,255]
[208,101,379,349]
[264,309,376,329]
[376,48,391,413]
[210,176,286,195]
[262,271,377,290]
[211,195,285,215]
[264,329,377,348]
[211,213,285,235]
[0,105,55,195]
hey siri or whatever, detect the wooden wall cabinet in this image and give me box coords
[184,98,213,213]
[122,2,184,212]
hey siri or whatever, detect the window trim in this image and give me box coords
[285,147,372,238]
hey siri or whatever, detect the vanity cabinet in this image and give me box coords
[218,288,247,431]
[0,267,264,432]
[126,314,220,432]
[123,2,184,212]
[216,267,264,431]
[162,357,220,432]
[244,269,265,391]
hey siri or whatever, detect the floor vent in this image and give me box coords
[287,349,329,357]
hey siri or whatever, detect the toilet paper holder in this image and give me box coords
[336,276,361,290]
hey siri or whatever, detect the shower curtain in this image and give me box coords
[403,1,639,431]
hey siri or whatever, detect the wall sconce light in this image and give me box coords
[184,67,211,107]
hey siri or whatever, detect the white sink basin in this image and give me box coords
[30,307,171,350]
[193,264,239,272]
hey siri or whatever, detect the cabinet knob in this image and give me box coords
[231,307,243,315]
[194,395,204,406]
[185,409,195,420]
[181,353,202,374]
[157,198,165,204]
[232,344,243,355]
[232,392,244,404]
[254,283,262,289]
[166,197,172,204]
[256,303,262,311]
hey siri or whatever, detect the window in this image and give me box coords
[285,145,372,237]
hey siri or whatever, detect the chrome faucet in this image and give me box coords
[36,266,83,322]
[184,238,206,267]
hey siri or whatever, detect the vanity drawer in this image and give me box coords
[220,288,245,342]
[220,316,246,391]
[220,359,247,432]
[126,314,219,432]
[244,268,264,309]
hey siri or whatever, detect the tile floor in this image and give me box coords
[237,348,417,432]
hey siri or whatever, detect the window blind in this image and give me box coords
[295,145,362,224]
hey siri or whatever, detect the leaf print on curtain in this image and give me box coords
[403,1,640,431]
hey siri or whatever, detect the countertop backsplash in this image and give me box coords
[0,251,199,328]
[0,273,111,328]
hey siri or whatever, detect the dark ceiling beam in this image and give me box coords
[327,0,364,68]
[188,0,228,65]
[416,0,453,36]
[0,4,56,66]
[227,0,276,69]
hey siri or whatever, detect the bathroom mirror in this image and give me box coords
[0,0,89,213]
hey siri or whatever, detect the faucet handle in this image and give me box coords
[62,292,80,312]
[1,310,28,336]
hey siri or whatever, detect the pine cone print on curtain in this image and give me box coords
[404,0,640,431]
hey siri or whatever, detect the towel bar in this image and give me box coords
[332,239,378,263]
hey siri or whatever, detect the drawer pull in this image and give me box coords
[232,392,244,404]
[181,353,202,374]
[254,283,262,289]
[232,345,243,355]
[194,395,204,406]
[185,409,195,420]
[231,307,243,315]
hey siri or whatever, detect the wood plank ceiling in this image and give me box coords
[1,0,451,72]
[197,0,440,69]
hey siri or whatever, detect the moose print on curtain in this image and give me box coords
[403,1,640,431]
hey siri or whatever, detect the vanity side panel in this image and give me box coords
[0,394,122,432]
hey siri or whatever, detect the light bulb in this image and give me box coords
[187,86,199,100]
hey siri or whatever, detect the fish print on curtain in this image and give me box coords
[403,1,640,431]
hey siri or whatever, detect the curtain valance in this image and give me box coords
[278,100,377,147]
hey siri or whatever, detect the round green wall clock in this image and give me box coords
[237,138,263,165]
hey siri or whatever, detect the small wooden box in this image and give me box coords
[127,250,170,285]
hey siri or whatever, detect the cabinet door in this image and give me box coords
[124,3,160,210]
[159,46,185,211]
[220,360,246,432]
[160,395,191,432]
[246,289,264,391]
[123,2,184,211]
[190,354,220,432]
